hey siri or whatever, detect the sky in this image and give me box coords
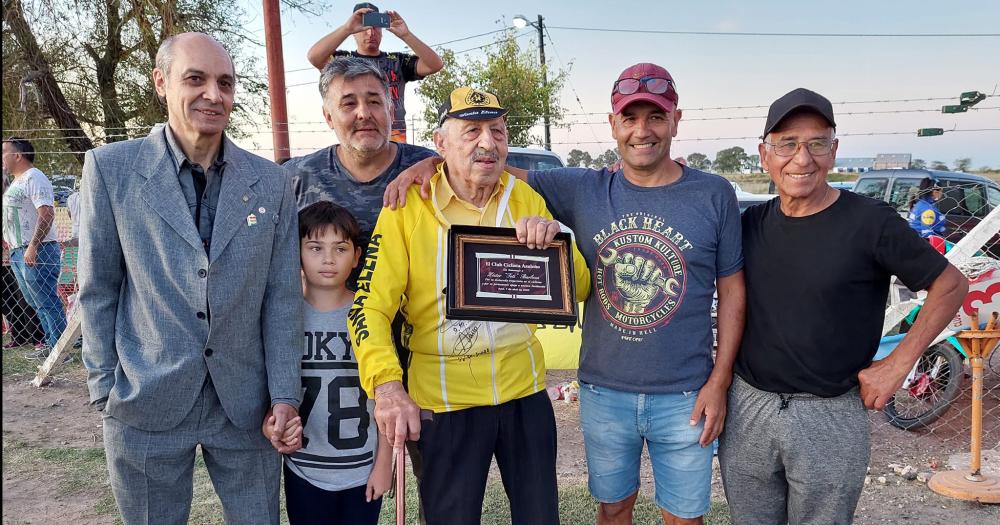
[237,0,1000,167]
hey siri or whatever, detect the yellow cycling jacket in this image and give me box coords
[349,167,590,413]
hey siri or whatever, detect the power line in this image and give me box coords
[542,25,603,145]
[431,29,508,47]
[453,29,535,54]
[547,26,1000,38]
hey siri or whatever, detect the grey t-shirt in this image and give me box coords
[286,143,435,287]
[528,166,743,393]
[285,301,377,491]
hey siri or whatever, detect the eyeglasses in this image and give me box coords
[613,77,675,97]
[763,138,835,157]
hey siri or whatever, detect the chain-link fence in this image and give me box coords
[2,206,77,359]
[869,179,1000,473]
[2,165,998,485]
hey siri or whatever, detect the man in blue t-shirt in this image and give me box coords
[385,62,746,525]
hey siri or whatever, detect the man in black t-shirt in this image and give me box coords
[718,88,968,524]
[307,3,444,143]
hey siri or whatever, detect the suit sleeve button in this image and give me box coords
[204,348,213,357]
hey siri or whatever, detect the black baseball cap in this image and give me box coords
[762,88,836,138]
[353,2,378,12]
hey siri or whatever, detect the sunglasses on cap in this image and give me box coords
[613,77,675,97]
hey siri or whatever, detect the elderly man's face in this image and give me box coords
[434,118,508,186]
[153,34,235,142]
[323,74,392,155]
[759,112,838,201]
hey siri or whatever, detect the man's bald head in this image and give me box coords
[156,32,235,77]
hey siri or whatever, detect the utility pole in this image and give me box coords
[263,0,291,163]
[537,15,550,151]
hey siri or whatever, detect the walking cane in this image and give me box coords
[395,445,406,525]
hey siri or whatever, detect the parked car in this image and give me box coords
[736,192,777,213]
[506,147,565,170]
[48,175,78,206]
[853,169,1000,254]
[829,180,855,191]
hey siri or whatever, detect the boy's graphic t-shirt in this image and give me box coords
[286,301,378,491]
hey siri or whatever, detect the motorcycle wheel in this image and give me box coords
[883,342,965,430]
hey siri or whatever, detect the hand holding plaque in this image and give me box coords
[446,225,578,325]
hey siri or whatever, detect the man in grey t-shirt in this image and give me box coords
[285,56,435,288]
[386,62,746,525]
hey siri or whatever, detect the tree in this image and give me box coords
[2,0,321,168]
[930,161,949,171]
[954,158,972,172]
[910,158,926,169]
[566,149,593,168]
[686,152,711,171]
[714,146,749,174]
[745,154,761,173]
[416,31,566,146]
[592,148,620,169]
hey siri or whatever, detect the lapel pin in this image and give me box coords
[247,213,257,226]
[242,195,249,202]
[258,207,266,214]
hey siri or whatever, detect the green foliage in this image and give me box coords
[592,148,620,169]
[911,158,926,169]
[2,0,322,167]
[686,152,711,170]
[566,149,593,168]
[416,31,567,146]
[714,146,749,174]
[930,160,949,171]
[953,158,972,172]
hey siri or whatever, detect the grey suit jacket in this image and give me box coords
[79,125,303,432]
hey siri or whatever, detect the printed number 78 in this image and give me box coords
[299,375,370,449]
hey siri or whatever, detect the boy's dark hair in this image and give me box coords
[298,201,361,246]
[4,136,36,164]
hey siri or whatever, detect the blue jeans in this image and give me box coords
[579,381,713,519]
[10,242,66,348]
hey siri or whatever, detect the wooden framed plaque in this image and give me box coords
[446,225,578,325]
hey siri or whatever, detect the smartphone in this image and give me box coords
[362,12,390,28]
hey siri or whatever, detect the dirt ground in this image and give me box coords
[3,363,998,524]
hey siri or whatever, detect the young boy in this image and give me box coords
[266,201,392,524]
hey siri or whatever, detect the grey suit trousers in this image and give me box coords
[103,378,281,525]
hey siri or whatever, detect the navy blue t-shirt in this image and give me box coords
[529,167,743,393]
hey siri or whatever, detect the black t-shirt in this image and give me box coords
[735,190,949,396]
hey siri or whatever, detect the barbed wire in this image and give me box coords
[16,127,999,154]
[546,26,1000,38]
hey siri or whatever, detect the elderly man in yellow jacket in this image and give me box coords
[349,87,589,524]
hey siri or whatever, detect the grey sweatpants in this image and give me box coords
[719,376,870,525]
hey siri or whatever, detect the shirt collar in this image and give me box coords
[164,125,228,172]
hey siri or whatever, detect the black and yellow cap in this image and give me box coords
[437,87,508,126]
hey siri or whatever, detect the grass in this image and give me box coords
[2,436,730,524]
[2,340,44,377]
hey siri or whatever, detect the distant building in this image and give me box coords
[834,157,875,173]
[874,153,912,170]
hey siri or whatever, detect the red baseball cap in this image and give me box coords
[611,63,679,114]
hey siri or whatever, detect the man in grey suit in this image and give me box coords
[78,32,303,524]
